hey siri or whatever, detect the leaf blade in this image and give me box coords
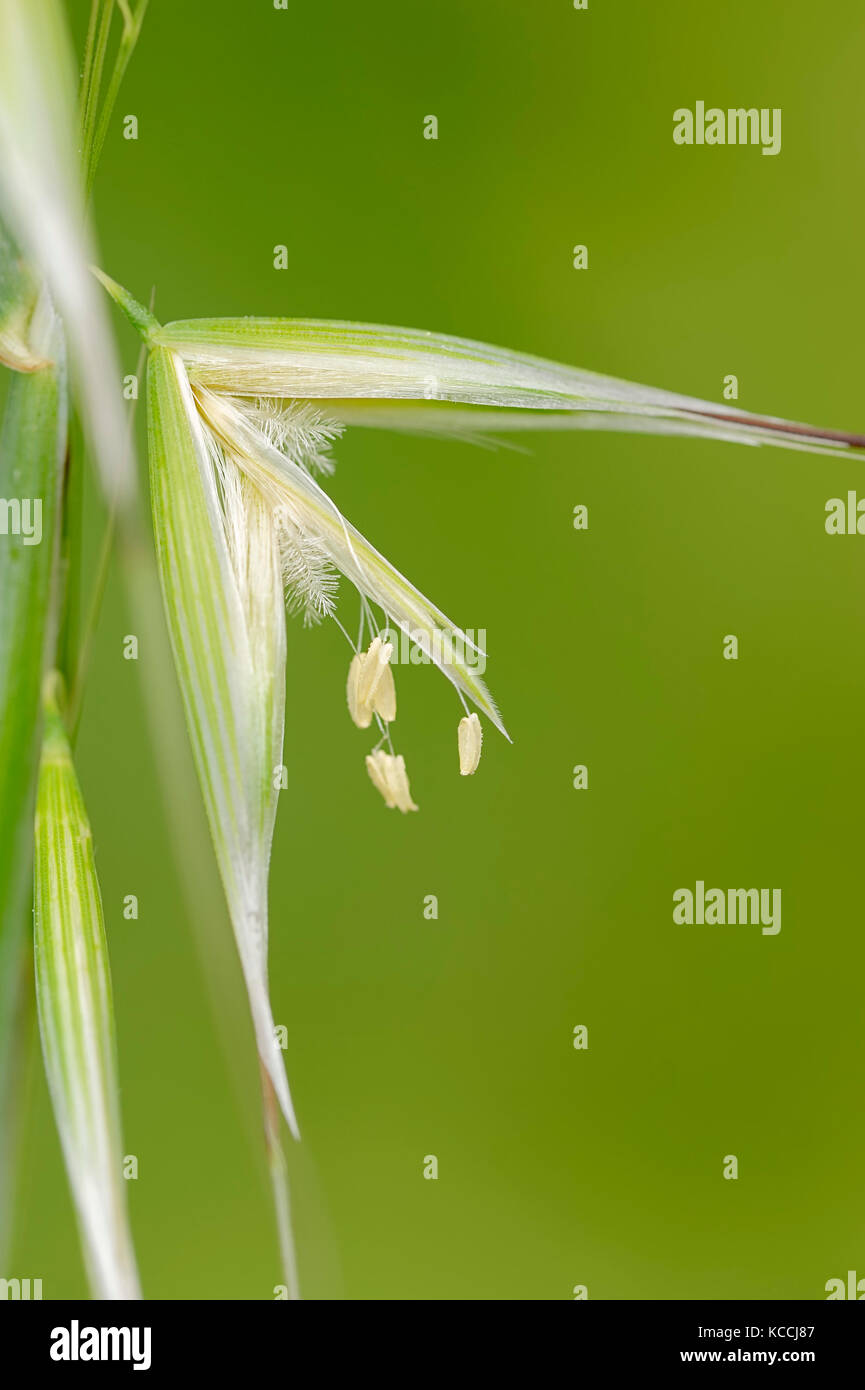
[0,0,135,503]
[0,295,65,1247]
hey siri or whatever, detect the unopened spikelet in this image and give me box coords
[33,675,141,1300]
[458,712,483,775]
[366,750,418,812]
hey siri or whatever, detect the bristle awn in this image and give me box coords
[260,1064,300,1300]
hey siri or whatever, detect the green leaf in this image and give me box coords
[0,295,65,1244]
[33,674,140,1300]
[0,214,44,372]
[0,0,135,504]
[80,0,150,201]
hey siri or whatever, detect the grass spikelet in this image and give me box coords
[33,674,140,1300]
[146,345,298,1136]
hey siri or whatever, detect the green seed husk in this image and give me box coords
[33,674,140,1300]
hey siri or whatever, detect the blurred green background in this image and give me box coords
[9,0,865,1298]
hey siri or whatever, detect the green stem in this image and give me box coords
[0,298,67,1265]
[0,937,36,1270]
[79,0,102,124]
[87,2,150,201]
[56,417,83,702]
[79,0,114,195]
[67,314,150,734]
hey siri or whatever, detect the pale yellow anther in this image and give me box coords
[347,652,373,728]
[347,636,397,727]
[372,658,396,722]
[458,712,483,775]
[365,749,392,804]
[365,750,418,813]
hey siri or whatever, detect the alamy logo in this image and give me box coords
[380,625,487,675]
[50,1320,151,1371]
[0,496,42,546]
[825,1270,865,1299]
[0,1276,42,1299]
[673,102,782,157]
[673,881,781,935]
[825,492,865,534]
